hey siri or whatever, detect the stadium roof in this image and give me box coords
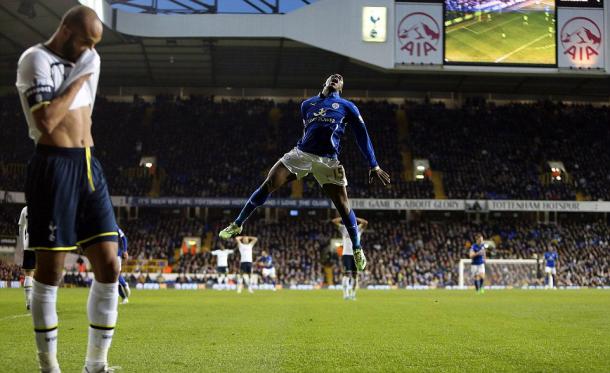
[0,0,608,100]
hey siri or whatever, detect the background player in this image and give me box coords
[211,247,233,287]
[16,6,120,373]
[117,228,130,304]
[332,216,368,300]
[235,236,257,294]
[18,206,35,310]
[257,250,277,291]
[469,234,486,293]
[544,246,559,289]
[219,74,390,274]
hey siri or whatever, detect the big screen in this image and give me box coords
[444,0,557,65]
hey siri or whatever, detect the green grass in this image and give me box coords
[445,11,556,64]
[1,289,609,372]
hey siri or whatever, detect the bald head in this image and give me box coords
[49,5,103,62]
[62,5,103,42]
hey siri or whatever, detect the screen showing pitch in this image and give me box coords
[444,0,557,65]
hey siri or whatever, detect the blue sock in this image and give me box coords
[474,279,480,291]
[235,185,270,226]
[342,210,361,249]
[479,278,484,289]
[118,275,127,299]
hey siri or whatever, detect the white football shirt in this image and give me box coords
[238,243,254,263]
[211,249,233,267]
[18,206,29,251]
[338,225,361,256]
[15,44,100,143]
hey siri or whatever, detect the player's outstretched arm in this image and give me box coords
[345,102,390,186]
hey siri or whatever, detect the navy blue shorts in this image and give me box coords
[240,262,252,274]
[342,255,356,273]
[25,145,118,251]
[22,250,36,270]
[217,266,228,274]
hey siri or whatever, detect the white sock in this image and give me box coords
[31,280,59,371]
[86,280,118,370]
[244,274,250,289]
[342,276,349,298]
[549,274,554,288]
[237,276,243,292]
[25,276,34,306]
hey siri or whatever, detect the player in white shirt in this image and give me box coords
[333,217,368,300]
[17,206,35,310]
[211,248,233,286]
[235,236,257,294]
[16,7,120,373]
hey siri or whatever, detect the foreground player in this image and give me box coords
[469,234,486,293]
[258,250,277,290]
[211,247,233,286]
[219,74,390,272]
[18,206,35,310]
[332,217,368,300]
[544,246,559,289]
[16,6,120,372]
[236,236,257,294]
[117,229,130,304]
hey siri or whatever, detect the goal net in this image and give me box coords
[458,259,539,288]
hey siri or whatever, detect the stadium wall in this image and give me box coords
[81,0,396,69]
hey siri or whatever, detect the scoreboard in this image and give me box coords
[393,0,607,71]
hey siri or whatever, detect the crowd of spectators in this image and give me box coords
[0,261,21,282]
[1,95,608,200]
[0,94,431,199]
[409,101,610,200]
[1,207,608,287]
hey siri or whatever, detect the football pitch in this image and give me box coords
[445,11,556,64]
[1,289,609,372]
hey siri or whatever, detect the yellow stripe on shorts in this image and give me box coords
[85,147,95,191]
[76,232,119,246]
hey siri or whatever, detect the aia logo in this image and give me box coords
[560,17,602,63]
[397,12,440,57]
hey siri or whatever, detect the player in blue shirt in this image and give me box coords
[219,74,390,273]
[257,250,277,291]
[117,228,130,304]
[469,234,486,293]
[544,246,559,289]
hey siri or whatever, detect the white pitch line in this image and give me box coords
[495,33,549,63]
[0,313,30,322]
[447,14,521,35]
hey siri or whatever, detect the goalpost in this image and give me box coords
[458,259,539,289]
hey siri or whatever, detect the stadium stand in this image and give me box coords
[1,96,609,287]
[2,96,608,200]
[1,204,607,287]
